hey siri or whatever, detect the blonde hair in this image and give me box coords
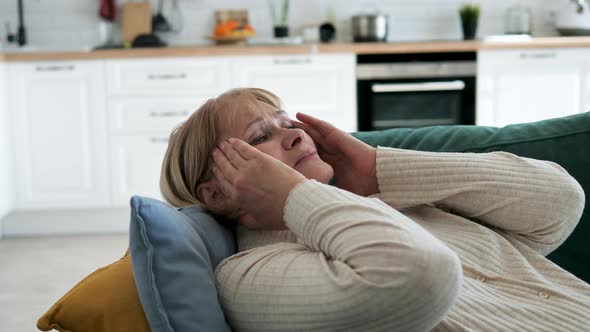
[160,88,282,208]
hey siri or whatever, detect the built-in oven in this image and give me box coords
[357,52,476,131]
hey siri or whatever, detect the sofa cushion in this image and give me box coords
[36,250,150,332]
[353,112,590,283]
[129,196,235,332]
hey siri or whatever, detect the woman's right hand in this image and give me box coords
[211,138,306,230]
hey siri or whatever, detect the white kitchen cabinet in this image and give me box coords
[477,48,586,127]
[106,57,231,206]
[110,135,170,204]
[106,57,232,96]
[8,61,110,209]
[0,62,13,224]
[231,54,357,132]
[107,96,206,205]
[108,97,204,135]
[584,61,590,114]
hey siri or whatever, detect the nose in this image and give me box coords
[282,127,304,150]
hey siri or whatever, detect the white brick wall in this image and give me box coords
[0,0,569,50]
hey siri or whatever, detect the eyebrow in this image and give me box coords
[241,110,288,137]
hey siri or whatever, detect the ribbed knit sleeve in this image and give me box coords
[374,147,586,256]
[215,180,462,332]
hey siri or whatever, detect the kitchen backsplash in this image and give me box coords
[0,0,569,50]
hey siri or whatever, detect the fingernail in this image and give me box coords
[227,138,234,143]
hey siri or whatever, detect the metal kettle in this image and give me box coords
[556,0,590,35]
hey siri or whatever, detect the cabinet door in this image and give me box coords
[8,61,110,209]
[583,58,590,114]
[0,63,13,221]
[478,49,584,127]
[108,96,204,135]
[110,135,169,206]
[108,96,206,206]
[106,57,231,96]
[231,54,357,132]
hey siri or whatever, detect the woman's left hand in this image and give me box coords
[293,112,379,197]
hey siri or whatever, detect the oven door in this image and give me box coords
[358,76,475,131]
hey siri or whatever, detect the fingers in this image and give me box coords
[295,112,334,136]
[212,146,238,182]
[218,140,247,168]
[212,138,261,185]
[291,119,323,144]
[210,164,233,197]
[227,138,260,160]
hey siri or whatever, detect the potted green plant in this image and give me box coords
[459,3,480,40]
[269,0,290,38]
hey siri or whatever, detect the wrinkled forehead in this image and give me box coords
[215,96,281,141]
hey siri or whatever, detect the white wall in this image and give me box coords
[0,0,570,51]
[0,62,13,232]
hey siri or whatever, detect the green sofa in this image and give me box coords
[353,112,590,283]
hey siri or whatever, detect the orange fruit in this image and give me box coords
[226,20,239,31]
[214,24,231,37]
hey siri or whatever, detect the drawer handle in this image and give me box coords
[519,52,556,60]
[36,65,75,72]
[372,81,465,93]
[150,137,169,144]
[149,111,190,117]
[273,57,312,65]
[147,73,188,80]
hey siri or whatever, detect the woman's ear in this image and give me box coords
[196,179,225,211]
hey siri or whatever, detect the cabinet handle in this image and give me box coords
[519,52,557,60]
[150,137,169,144]
[147,73,188,80]
[372,81,465,93]
[35,65,75,72]
[149,111,190,117]
[273,57,312,65]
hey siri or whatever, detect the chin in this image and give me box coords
[297,159,334,184]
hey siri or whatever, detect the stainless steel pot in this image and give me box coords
[351,14,388,42]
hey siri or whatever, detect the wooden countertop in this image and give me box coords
[2,37,590,62]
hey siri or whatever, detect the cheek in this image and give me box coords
[255,143,285,162]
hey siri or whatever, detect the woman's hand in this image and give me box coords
[293,113,379,197]
[211,138,306,230]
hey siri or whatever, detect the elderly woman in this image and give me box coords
[160,88,589,331]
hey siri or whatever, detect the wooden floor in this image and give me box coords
[0,233,128,332]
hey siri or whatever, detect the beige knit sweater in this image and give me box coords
[214,147,589,332]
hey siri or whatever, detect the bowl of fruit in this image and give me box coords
[210,10,256,44]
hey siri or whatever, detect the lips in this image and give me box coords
[294,149,318,167]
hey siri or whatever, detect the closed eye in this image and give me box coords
[250,131,270,145]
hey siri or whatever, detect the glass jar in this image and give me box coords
[505,5,532,35]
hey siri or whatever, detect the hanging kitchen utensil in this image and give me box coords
[152,0,171,32]
[167,0,183,33]
[99,0,117,22]
[98,0,117,48]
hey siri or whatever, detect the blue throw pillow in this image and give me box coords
[129,196,236,332]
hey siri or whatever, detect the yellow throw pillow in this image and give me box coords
[37,250,150,332]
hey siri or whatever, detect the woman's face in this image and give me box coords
[217,105,334,184]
